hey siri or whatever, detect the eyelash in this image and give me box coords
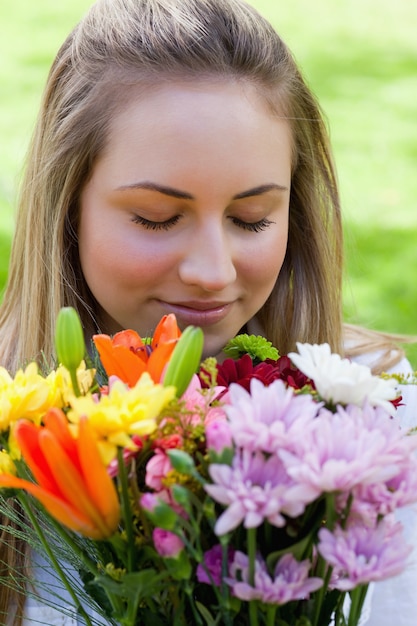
[131,215,181,230]
[131,214,273,232]
[230,217,273,232]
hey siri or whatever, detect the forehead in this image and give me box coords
[103,78,291,150]
[92,81,292,191]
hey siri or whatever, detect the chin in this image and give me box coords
[202,338,227,361]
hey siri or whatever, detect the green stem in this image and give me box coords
[311,493,338,626]
[69,369,81,397]
[180,528,225,612]
[347,585,369,626]
[341,493,353,530]
[266,604,277,626]
[247,527,259,626]
[333,591,346,626]
[310,555,328,626]
[247,527,257,586]
[46,516,100,576]
[117,448,135,573]
[45,505,128,619]
[19,493,94,626]
[249,600,259,626]
[220,541,233,626]
[325,493,336,531]
[185,583,204,626]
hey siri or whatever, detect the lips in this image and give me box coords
[156,300,234,327]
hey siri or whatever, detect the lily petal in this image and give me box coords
[77,416,120,533]
[112,329,147,357]
[43,408,81,473]
[0,474,104,539]
[93,315,182,387]
[38,429,113,538]
[152,314,181,348]
[147,341,178,383]
[93,334,146,387]
[14,420,62,497]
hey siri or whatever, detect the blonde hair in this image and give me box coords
[0,0,343,374]
[0,516,26,626]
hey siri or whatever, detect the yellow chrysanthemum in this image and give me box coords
[0,363,54,432]
[46,362,96,407]
[67,372,175,465]
[76,363,96,395]
[0,449,16,475]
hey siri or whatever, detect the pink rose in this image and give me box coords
[145,450,172,491]
[153,528,184,558]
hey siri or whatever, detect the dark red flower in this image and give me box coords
[200,353,313,393]
[263,356,313,391]
[214,354,255,390]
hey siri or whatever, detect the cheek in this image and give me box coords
[237,230,287,287]
[79,222,177,289]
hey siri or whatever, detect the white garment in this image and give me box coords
[19,551,108,626]
[326,354,417,626]
[19,355,417,626]
[359,356,417,626]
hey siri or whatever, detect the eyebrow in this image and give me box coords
[115,181,288,200]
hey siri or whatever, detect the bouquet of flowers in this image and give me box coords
[1,308,417,626]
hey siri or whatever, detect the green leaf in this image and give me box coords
[163,551,192,581]
[266,531,314,571]
[195,601,218,626]
[93,568,168,602]
[295,618,314,626]
[136,609,169,625]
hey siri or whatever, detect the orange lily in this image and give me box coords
[93,314,181,387]
[0,408,120,539]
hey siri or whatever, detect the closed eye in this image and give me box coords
[132,214,274,233]
[131,214,181,230]
[230,217,274,232]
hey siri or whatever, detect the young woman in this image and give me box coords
[0,0,415,624]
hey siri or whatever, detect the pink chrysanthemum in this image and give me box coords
[226,551,322,604]
[317,519,410,590]
[205,449,316,535]
[279,403,415,496]
[225,378,320,454]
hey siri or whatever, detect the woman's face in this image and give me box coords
[78,81,292,358]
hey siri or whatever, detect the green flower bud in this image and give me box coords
[167,449,196,475]
[171,484,192,511]
[141,493,178,530]
[55,307,86,396]
[55,307,86,371]
[163,326,204,397]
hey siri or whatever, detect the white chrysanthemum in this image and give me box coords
[288,343,398,414]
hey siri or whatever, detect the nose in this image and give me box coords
[178,224,237,292]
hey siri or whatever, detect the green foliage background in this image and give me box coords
[0,0,416,365]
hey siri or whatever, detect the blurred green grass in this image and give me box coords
[0,0,416,366]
